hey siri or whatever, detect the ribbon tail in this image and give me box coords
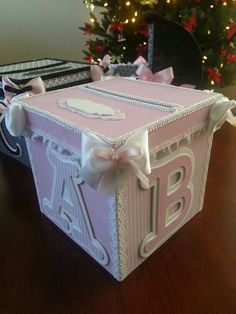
[97,164,149,194]
[128,160,149,189]
[2,76,19,98]
[100,54,111,70]
[226,100,236,127]
[133,56,147,65]
[90,64,104,81]
[27,77,46,95]
[5,101,25,137]
[136,63,153,81]
[0,113,5,124]
[154,67,174,84]
[0,98,10,124]
[96,166,117,195]
[0,103,7,113]
[136,169,149,189]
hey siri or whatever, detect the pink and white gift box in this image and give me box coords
[11,78,235,281]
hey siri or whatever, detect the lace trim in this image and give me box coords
[108,196,120,280]
[43,71,90,89]
[116,189,128,280]
[107,189,128,281]
[149,125,204,161]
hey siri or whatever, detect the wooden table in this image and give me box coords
[0,122,236,314]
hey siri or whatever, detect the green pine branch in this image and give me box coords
[81,0,236,88]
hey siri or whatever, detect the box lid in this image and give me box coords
[18,78,222,143]
[0,58,90,84]
[86,78,218,109]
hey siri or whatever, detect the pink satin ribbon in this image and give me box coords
[0,76,45,132]
[90,54,195,88]
[90,54,111,82]
[99,54,110,70]
[136,63,174,84]
[91,54,174,84]
[0,97,11,123]
[91,146,149,193]
[134,57,174,84]
[2,76,46,99]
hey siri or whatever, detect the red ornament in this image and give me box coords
[83,26,93,35]
[207,68,222,84]
[85,40,92,46]
[138,29,148,38]
[226,53,236,64]
[183,16,197,32]
[94,44,107,52]
[220,49,236,64]
[84,55,93,63]
[226,24,236,41]
[108,22,124,33]
[220,49,228,56]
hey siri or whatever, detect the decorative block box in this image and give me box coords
[0,58,91,91]
[12,78,231,280]
[0,58,91,167]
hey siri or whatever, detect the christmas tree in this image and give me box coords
[80,0,236,89]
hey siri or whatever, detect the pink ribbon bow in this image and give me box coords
[91,146,148,193]
[99,54,110,71]
[0,76,44,136]
[80,130,151,195]
[2,76,46,99]
[90,54,111,82]
[134,57,174,84]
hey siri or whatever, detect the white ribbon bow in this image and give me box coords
[80,130,151,195]
[208,97,236,133]
[0,93,28,137]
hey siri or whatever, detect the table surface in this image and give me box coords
[0,122,236,314]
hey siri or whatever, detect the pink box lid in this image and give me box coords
[19,78,221,142]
